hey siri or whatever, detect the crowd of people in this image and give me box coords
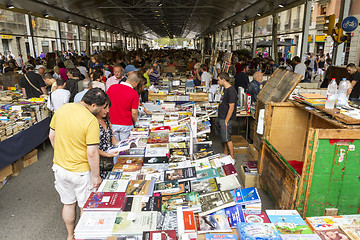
[9,48,360,240]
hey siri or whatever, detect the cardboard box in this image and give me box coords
[239,165,260,188]
[12,158,24,176]
[0,175,10,190]
[248,144,259,161]
[233,135,249,154]
[234,146,249,154]
[0,164,13,180]
[23,149,37,160]
[23,155,38,168]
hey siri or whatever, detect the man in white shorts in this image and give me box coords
[49,88,108,240]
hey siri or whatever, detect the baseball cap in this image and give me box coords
[24,63,34,70]
[124,65,139,74]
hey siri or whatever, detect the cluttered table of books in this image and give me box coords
[0,90,50,168]
[74,101,360,240]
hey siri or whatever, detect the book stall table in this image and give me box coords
[73,100,360,240]
[0,94,50,169]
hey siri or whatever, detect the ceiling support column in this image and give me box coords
[300,0,312,63]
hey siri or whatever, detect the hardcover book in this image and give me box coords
[266,210,313,234]
[196,214,232,233]
[244,161,258,171]
[97,180,129,192]
[199,190,236,216]
[222,164,237,176]
[143,230,177,240]
[154,180,180,193]
[83,192,126,211]
[205,234,238,240]
[236,223,281,240]
[161,192,201,212]
[123,196,162,212]
[112,211,157,235]
[125,180,155,196]
[191,178,219,195]
[164,167,197,182]
[314,228,350,240]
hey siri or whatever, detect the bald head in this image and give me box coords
[38,67,45,76]
[126,72,140,88]
[253,72,263,83]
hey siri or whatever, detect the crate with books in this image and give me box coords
[73,101,360,240]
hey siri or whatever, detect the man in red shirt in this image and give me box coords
[107,72,140,141]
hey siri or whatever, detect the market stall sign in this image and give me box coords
[1,35,12,39]
[315,35,326,42]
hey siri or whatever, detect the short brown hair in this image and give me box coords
[218,72,230,82]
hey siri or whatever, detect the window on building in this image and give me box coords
[320,5,327,15]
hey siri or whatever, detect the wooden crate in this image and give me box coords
[259,102,360,217]
[148,93,168,101]
[189,93,208,102]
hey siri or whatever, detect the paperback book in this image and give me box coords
[164,167,197,182]
[196,214,232,233]
[83,192,126,211]
[106,172,123,180]
[161,180,192,196]
[147,132,169,144]
[145,143,169,157]
[144,156,170,165]
[199,190,236,216]
[169,142,188,149]
[236,223,281,240]
[216,175,241,191]
[157,211,178,231]
[280,234,322,240]
[212,205,246,228]
[108,137,140,154]
[161,192,201,212]
[170,148,190,156]
[266,210,313,234]
[240,187,261,205]
[97,180,129,192]
[177,208,197,234]
[339,224,360,240]
[123,196,162,212]
[196,168,220,181]
[190,178,219,195]
[168,160,192,169]
[112,211,158,235]
[205,234,238,240]
[191,158,212,172]
[314,228,350,240]
[154,180,180,193]
[143,230,177,240]
[125,180,155,196]
[244,212,271,224]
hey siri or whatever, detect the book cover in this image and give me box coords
[168,160,192,170]
[74,211,117,236]
[222,164,237,176]
[119,172,139,181]
[205,234,238,240]
[339,224,360,240]
[144,156,170,165]
[130,127,149,136]
[196,168,220,181]
[157,211,178,231]
[118,148,145,156]
[154,180,180,193]
[169,142,188,149]
[194,149,215,160]
[97,180,129,192]
[125,180,155,196]
[161,180,192,196]
[244,161,258,171]
[244,212,271,223]
[314,228,350,240]
[191,158,212,172]
[106,172,123,180]
[83,192,126,211]
[123,196,162,212]
[191,178,219,195]
[216,175,241,191]
[145,143,169,157]
[280,234,322,240]
[161,192,201,212]
[240,187,261,205]
[170,148,190,156]
[177,208,197,234]
[236,223,281,240]
[212,205,246,228]
[266,210,313,234]
[305,216,341,231]
[341,215,360,225]
[108,137,139,154]
[164,167,197,182]
[141,164,169,174]
[113,156,144,172]
[199,190,236,216]
[147,132,169,144]
[209,155,235,168]
[112,211,157,235]
[143,230,177,240]
[196,214,232,233]
[230,189,243,204]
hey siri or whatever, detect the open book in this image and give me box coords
[107,137,140,154]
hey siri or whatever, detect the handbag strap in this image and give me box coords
[24,73,42,93]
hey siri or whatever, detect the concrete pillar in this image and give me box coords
[252,20,258,58]
[300,0,312,62]
[25,14,36,58]
[86,27,90,56]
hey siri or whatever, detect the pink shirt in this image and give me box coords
[106,75,124,91]
[59,68,68,81]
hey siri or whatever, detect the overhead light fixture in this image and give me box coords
[44,13,50,18]
[157,14,160,17]
[243,19,247,22]
[159,3,162,6]
[155,10,159,13]
[67,19,72,23]
[84,23,88,27]
[7,4,15,9]
[257,13,262,17]
[279,4,284,8]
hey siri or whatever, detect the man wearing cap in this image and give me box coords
[19,63,47,98]
[121,64,139,82]
[107,72,140,141]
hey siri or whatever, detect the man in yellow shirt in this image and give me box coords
[49,88,109,240]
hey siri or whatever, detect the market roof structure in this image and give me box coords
[1,0,306,39]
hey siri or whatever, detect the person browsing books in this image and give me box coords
[107,72,140,141]
[215,72,238,160]
[95,97,119,176]
[49,88,109,240]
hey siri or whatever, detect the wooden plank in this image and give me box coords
[261,141,300,209]
[317,129,360,139]
[315,105,360,125]
[302,129,319,218]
